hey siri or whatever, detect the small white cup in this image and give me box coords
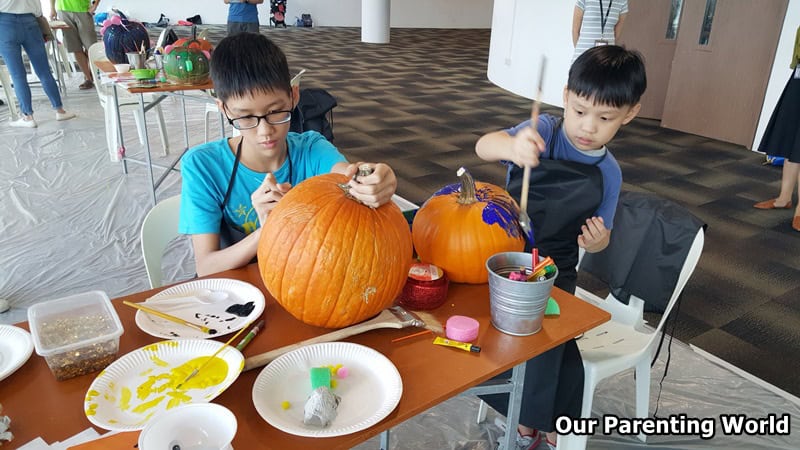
[113,63,130,73]
[138,403,237,450]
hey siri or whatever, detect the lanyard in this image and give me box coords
[599,0,613,36]
[222,137,293,211]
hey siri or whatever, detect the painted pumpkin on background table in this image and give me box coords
[163,39,211,85]
[412,167,525,284]
[100,15,150,64]
[258,173,414,328]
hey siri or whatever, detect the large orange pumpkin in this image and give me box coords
[258,173,414,328]
[412,167,525,284]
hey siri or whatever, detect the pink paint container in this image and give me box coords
[445,315,480,342]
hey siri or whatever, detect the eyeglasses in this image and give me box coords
[223,106,293,130]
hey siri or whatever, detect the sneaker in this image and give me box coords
[9,117,37,128]
[78,79,94,90]
[56,111,76,121]
[497,430,542,450]
[186,14,202,24]
[495,418,543,450]
[544,435,557,450]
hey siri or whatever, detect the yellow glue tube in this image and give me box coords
[433,336,481,353]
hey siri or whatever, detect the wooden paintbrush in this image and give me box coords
[123,300,217,335]
[518,56,547,242]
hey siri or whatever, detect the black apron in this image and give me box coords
[218,139,292,257]
[480,119,605,430]
[506,119,605,294]
[219,139,247,250]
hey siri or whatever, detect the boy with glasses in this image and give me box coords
[179,32,397,276]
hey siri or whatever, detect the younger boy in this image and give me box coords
[476,45,646,449]
[179,33,398,276]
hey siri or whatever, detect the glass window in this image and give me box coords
[699,0,717,46]
[665,0,684,40]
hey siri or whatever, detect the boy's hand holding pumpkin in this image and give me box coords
[344,162,397,208]
[251,172,292,225]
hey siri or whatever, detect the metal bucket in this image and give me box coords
[126,52,146,70]
[486,252,558,336]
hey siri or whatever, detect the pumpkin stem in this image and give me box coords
[456,167,477,205]
[338,165,377,208]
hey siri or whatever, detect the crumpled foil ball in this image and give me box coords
[303,387,341,427]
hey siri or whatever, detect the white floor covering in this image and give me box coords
[1,77,798,449]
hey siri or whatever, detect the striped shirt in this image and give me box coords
[573,0,628,61]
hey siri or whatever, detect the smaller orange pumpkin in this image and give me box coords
[412,167,525,284]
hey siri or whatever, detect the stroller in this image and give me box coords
[270,0,287,28]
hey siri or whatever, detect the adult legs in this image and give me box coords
[57,11,95,89]
[0,13,35,116]
[19,25,67,112]
[775,161,800,211]
[73,48,92,83]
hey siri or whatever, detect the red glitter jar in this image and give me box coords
[397,263,449,310]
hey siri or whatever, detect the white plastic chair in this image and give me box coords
[88,42,169,162]
[140,195,182,289]
[556,212,705,450]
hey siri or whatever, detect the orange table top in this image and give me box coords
[1,264,609,449]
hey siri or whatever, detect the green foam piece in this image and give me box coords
[310,367,331,390]
[545,297,560,317]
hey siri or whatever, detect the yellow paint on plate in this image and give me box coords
[132,395,165,413]
[86,342,232,423]
[119,387,132,411]
[150,355,169,367]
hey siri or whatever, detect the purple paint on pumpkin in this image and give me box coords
[475,186,524,239]
[432,183,460,197]
[428,182,524,240]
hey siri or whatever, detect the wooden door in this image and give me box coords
[661,0,788,147]
[618,0,679,120]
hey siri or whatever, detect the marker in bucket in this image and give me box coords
[528,256,554,281]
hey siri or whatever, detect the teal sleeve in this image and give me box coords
[178,150,224,235]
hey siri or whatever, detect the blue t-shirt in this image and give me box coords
[228,3,258,23]
[504,114,622,228]
[179,131,347,236]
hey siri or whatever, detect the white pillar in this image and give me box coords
[362,0,390,43]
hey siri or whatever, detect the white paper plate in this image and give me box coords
[0,325,34,382]
[252,342,402,437]
[84,339,244,431]
[135,278,265,339]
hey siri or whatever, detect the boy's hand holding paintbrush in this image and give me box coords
[509,105,546,169]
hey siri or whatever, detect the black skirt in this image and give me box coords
[758,73,800,162]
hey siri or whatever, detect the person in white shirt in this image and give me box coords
[572,0,628,61]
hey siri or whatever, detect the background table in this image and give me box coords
[1,264,609,449]
[96,60,221,205]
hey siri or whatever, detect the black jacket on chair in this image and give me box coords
[580,191,706,313]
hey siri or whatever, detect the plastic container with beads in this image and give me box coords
[397,263,449,310]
